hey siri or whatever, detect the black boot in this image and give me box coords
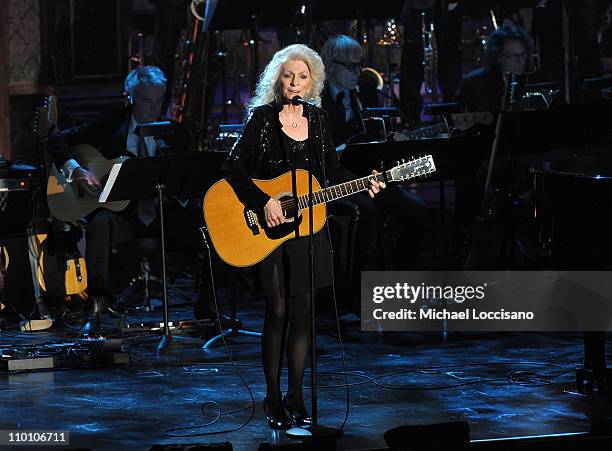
[80,296,104,338]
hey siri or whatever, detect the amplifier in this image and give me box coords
[0,162,38,238]
[0,177,30,191]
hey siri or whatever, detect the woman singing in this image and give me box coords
[223,44,384,430]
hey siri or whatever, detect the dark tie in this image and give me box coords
[137,136,149,157]
[336,91,346,122]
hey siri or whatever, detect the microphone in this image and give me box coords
[290,96,316,108]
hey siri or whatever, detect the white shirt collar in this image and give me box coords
[129,114,139,135]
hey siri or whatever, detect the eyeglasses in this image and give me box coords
[501,52,527,61]
[333,60,364,72]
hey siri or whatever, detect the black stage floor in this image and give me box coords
[1,279,611,451]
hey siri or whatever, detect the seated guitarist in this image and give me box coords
[48,66,213,337]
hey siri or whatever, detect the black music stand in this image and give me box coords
[173,156,263,350]
[100,151,225,352]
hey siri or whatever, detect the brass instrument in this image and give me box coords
[190,0,206,21]
[169,0,206,122]
[360,67,384,92]
[421,12,439,104]
[375,19,402,107]
[128,32,145,72]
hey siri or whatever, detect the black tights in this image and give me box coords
[261,261,311,417]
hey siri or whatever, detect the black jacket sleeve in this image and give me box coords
[221,109,271,211]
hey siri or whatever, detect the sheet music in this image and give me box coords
[98,162,124,203]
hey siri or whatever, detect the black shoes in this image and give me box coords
[283,395,313,427]
[263,397,291,430]
[80,296,105,338]
[263,395,313,430]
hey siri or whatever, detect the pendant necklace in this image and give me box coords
[282,110,299,128]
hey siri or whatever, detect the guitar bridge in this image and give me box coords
[244,208,260,236]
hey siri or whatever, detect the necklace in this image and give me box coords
[282,113,299,128]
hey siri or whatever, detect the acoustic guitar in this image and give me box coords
[33,96,88,298]
[46,144,130,223]
[203,155,436,267]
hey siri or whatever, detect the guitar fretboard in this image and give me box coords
[406,122,448,140]
[296,171,390,210]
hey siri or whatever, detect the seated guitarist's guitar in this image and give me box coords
[47,144,130,222]
[203,155,436,267]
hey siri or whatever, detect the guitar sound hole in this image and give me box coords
[258,194,302,241]
[278,195,299,221]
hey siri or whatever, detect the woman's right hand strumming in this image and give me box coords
[264,198,285,228]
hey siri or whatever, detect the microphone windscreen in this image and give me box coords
[291,96,302,106]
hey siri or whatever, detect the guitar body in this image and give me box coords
[203,169,327,267]
[31,233,88,296]
[47,144,130,222]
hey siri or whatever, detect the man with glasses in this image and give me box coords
[321,35,428,319]
[455,25,535,112]
[321,35,368,146]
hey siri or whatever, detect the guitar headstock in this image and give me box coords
[388,155,436,182]
[33,95,58,140]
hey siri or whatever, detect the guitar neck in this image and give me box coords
[406,122,448,140]
[296,171,390,210]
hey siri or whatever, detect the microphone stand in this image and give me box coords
[286,101,340,441]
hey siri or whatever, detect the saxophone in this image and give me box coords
[168,0,206,122]
[421,11,439,104]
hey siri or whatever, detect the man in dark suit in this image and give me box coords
[48,66,212,336]
[320,36,429,316]
[455,25,534,112]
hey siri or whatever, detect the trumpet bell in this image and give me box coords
[359,67,384,92]
[190,0,206,21]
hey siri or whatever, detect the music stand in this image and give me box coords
[163,151,263,348]
[99,152,225,352]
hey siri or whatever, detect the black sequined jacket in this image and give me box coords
[222,102,355,211]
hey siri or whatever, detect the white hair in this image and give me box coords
[247,44,325,115]
[124,66,167,96]
[320,35,364,68]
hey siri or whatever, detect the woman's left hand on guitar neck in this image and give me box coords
[368,170,386,198]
